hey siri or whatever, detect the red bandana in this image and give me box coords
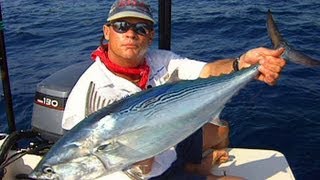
[91,45,150,90]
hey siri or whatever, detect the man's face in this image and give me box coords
[104,17,154,65]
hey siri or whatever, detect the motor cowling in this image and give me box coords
[31,62,90,142]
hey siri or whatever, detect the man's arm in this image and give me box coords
[200,47,286,85]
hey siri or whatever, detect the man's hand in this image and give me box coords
[185,149,230,176]
[134,157,154,174]
[239,47,286,85]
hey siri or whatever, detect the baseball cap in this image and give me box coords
[107,0,155,23]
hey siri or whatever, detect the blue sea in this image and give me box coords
[0,0,319,179]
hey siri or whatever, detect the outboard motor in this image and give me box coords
[31,62,90,142]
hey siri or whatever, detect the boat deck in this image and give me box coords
[0,134,295,180]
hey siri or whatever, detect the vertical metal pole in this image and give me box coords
[158,0,171,50]
[0,3,16,133]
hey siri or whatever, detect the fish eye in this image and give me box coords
[97,141,119,152]
[43,166,54,174]
[97,143,111,151]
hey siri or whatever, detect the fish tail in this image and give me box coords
[267,10,320,67]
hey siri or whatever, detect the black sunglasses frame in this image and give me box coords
[106,21,154,36]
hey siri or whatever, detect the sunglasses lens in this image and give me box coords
[134,24,150,35]
[112,22,130,33]
[110,21,152,36]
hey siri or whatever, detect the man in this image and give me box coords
[62,0,285,179]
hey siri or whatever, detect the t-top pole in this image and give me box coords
[158,0,171,50]
[0,3,16,133]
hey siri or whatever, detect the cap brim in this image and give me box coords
[107,11,155,23]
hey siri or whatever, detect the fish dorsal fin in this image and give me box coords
[85,81,96,116]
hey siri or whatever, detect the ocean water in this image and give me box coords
[0,0,319,179]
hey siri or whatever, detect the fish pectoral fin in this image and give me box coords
[92,140,145,170]
[96,140,145,157]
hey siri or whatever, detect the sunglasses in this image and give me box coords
[106,21,153,36]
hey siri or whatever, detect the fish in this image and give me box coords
[267,10,320,66]
[29,65,259,179]
[29,11,317,179]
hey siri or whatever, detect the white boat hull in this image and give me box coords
[0,137,295,179]
[212,148,295,180]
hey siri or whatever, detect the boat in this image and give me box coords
[0,132,295,179]
[0,1,295,179]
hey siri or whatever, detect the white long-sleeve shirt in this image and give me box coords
[62,49,206,178]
